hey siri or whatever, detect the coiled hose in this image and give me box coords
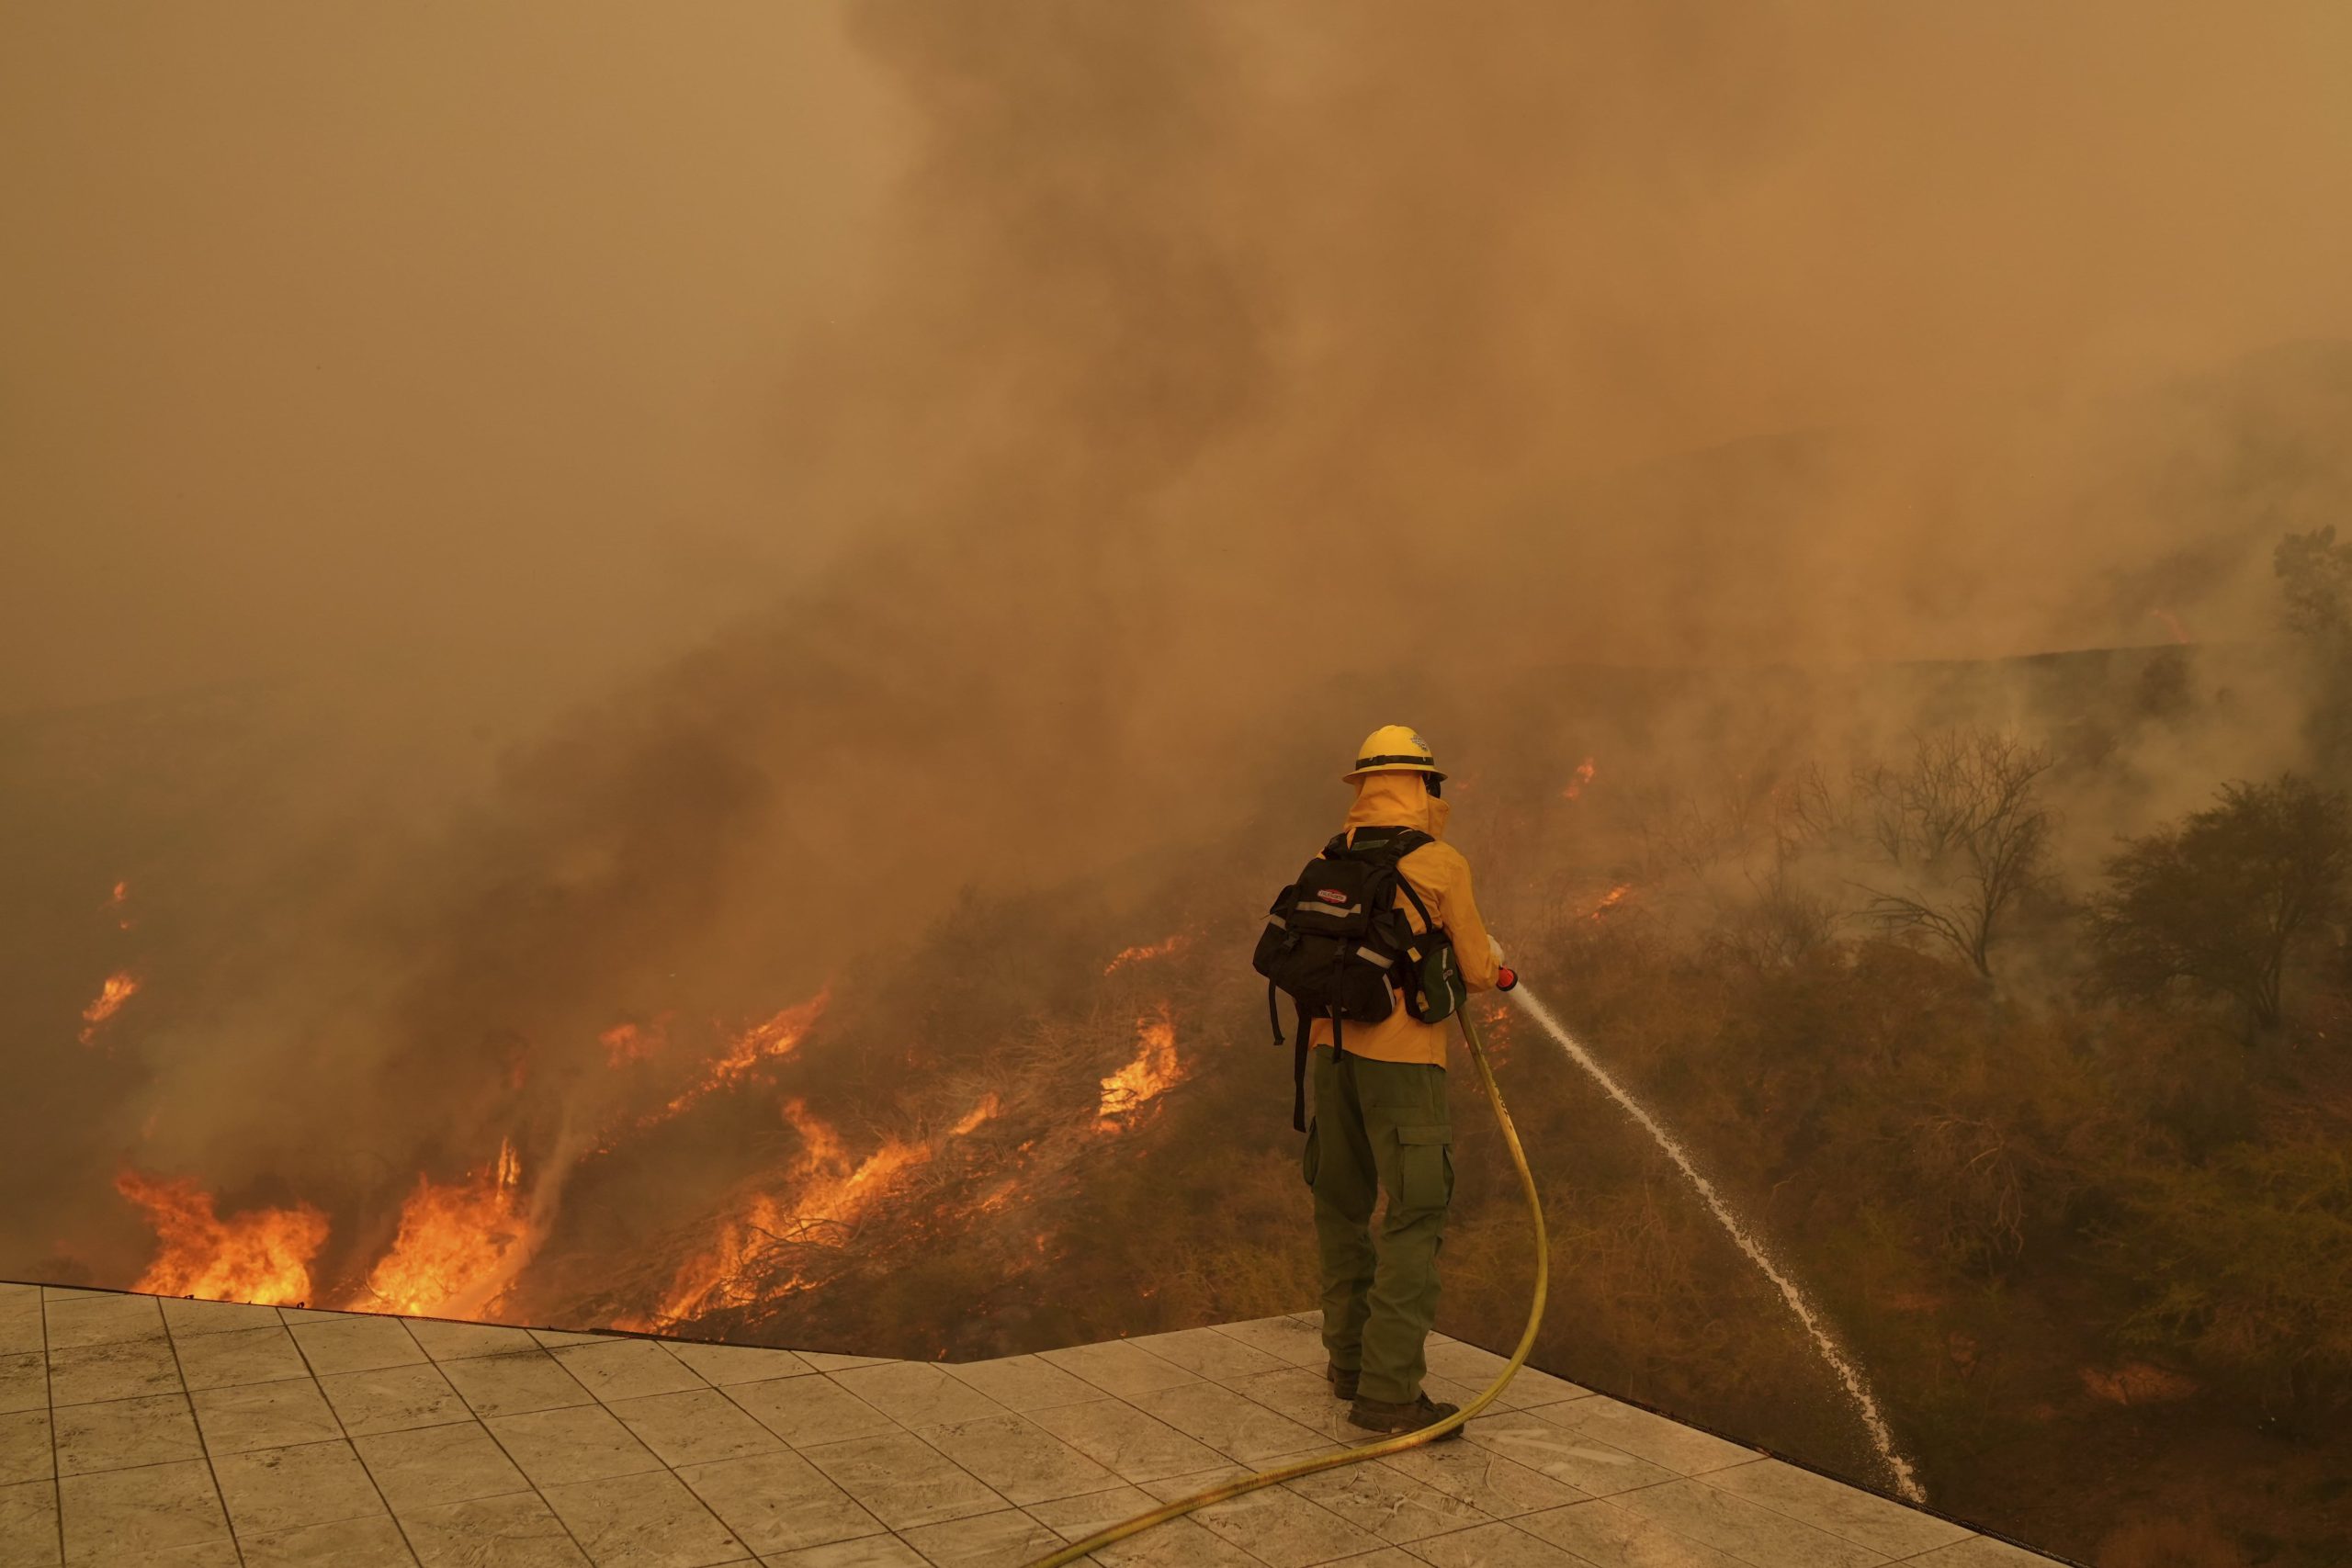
[1021,1005,1548,1566]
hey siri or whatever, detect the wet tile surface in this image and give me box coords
[0,1286,2075,1568]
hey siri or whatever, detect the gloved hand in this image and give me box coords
[1488,936,1517,990]
[1488,936,1506,964]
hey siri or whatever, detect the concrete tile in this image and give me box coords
[0,1415,48,1487]
[1462,1413,1680,1497]
[323,1361,476,1437]
[52,1394,202,1476]
[159,1299,283,1339]
[1613,1478,1888,1568]
[1701,1459,1969,1557]
[407,1319,544,1362]
[0,1478,59,1568]
[443,1352,597,1418]
[897,1506,1063,1567]
[45,1337,180,1405]
[1514,1499,1745,1568]
[486,1404,663,1486]
[0,1293,40,1358]
[1905,1539,2064,1566]
[1322,1553,1425,1568]
[539,1468,747,1567]
[212,1438,389,1535]
[40,1293,163,1350]
[1088,1515,1263,1567]
[356,1421,529,1511]
[757,1536,923,1567]
[662,1342,814,1388]
[829,1364,1006,1429]
[1420,1339,1589,1411]
[240,1512,420,1567]
[799,1432,1004,1530]
[939,1356,1100,1414]
[55,1458,232,1562]
[401,1490,594,1566]
[33,1292,111,1303]
[1208,1316,1325,1368]
[675,1450,884,1556]
[1377,1438,1589,1519]
[0,1356,42,1417]
[192,1376,344,1455]
[1218,1366,1373,1446]
[913,1415,1118,1506]
[1137,1464,1384,1568]
[726,1377,899,1449]
[1035,1342,1199,1401]
[1126,1328,1286,1384]
[1019,1483,1155,1541]
[1127,1382,1329,1465]
[609,1390,786,1468]
[1024,1399,1227,1485]
[1405,1519,1595,1567]
[1531,1399,1755,1476]
[172,1325,307,1391]
[291,1314,429,1376]
[552,1340,710,1404]
[530,1331,612,1348]
[1283,1461,1488,1544]
[794,1354,893,1374]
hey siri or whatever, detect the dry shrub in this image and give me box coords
[2095,1512,2250,1568]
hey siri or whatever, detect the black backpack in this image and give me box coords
[1252,827,1464,1131]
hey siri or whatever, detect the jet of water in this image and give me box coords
[1509,983,1928,1504]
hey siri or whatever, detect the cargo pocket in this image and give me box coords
[1395,1124,1453,1210]
[1302,1118,1320,1190]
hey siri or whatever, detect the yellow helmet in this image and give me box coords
[1344,725,1445,783]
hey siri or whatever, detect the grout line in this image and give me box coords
[287,1315,424,1567]
[153,1297,247,1567]
[36,1289,63,1568]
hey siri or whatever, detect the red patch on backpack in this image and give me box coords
[1317,888,1348,904]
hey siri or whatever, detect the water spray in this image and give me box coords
[1508,982,1926,1503]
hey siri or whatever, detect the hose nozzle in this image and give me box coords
[1496,966,1518,991]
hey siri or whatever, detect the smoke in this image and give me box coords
[6,1,2352,1292]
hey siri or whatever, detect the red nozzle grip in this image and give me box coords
[1496,966,1518,991]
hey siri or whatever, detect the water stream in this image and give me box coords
[1510,983,1928,1504]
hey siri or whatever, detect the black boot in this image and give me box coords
[1348,1391,1464,1439]
[1326,1362,1359,1401]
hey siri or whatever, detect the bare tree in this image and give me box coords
[1850,729,2056,977]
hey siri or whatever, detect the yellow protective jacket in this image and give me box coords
[1306,770,1500,1068]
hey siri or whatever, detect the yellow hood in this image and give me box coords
[1342,770,1451,840]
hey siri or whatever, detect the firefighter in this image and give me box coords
[1304,726,1502,1436]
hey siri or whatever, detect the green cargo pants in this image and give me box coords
[1302,1043,1453,1405]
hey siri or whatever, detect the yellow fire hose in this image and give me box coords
[1022,1005,1548,1566]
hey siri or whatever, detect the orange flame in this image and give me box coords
[107,880,133,931]
[2152,607,2191,646]
[1099,1005,1184,1127]
[348,1140,535,1318]
[632,1091,999,1329]
[79,972,140,1045]
[600,1020,665,1068]
[648,988,830,1123]
[1562,757,1599,801]
[1590,883,1634,919]
[1104,934,1190,975]
[116,1171,328,1307]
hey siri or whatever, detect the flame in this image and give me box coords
[600,1020,664,1067]
[1561,757,1598,801]
[116,1171,328,1307]
[1104,934,1190,975]
[648,988,830,1123]
[78,971,140,1045]
[348,1139,537,1318]
[1098,1005,1184,1127]
[631,1090,999,1329]
[107,880,133,931]
[2152,607,2191,646]
[1590,883,1634,919]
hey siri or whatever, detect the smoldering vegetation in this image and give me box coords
[8,3,2352,1564]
